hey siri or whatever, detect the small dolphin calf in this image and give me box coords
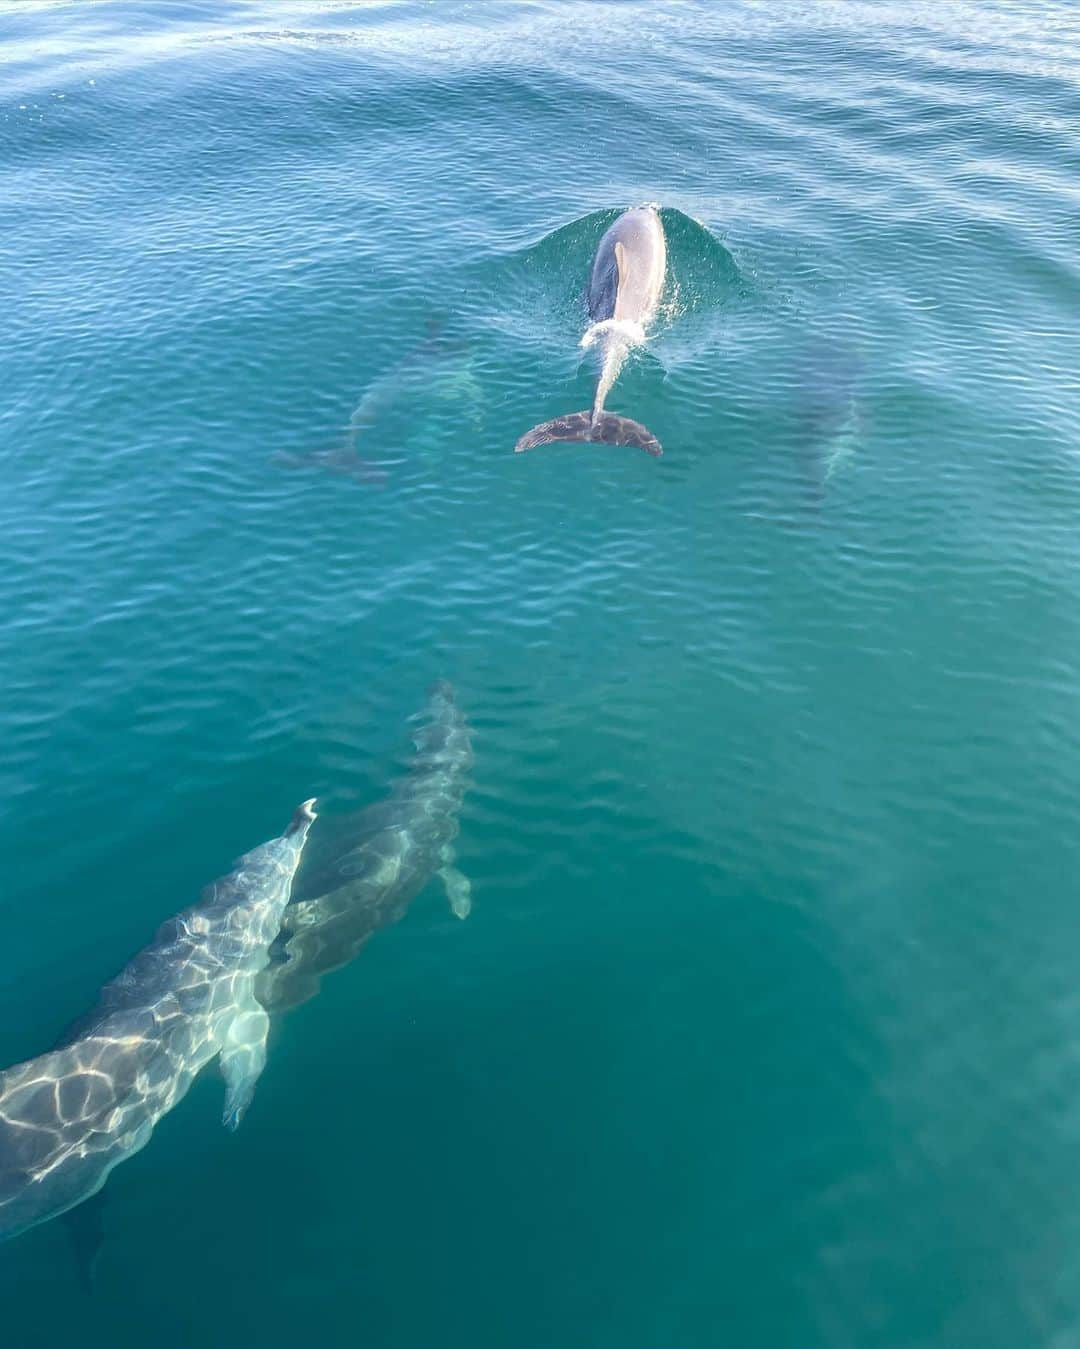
[516,205,667,456]
[0,800,316,1242]
[258,683,472,1013]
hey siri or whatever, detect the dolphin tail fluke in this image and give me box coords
[514,411,594,451]
[588,412,662,456]
[514,411,661,456]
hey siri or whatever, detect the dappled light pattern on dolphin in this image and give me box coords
[0,801,316,1243]
[258,683,473,1013]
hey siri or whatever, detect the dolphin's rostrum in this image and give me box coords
[516,205,667,456]
[0,800,316,1243]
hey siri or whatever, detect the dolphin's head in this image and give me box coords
[286,799,318,838]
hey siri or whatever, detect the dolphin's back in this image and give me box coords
[588,237,619,323]
[0,803,314,1242]
[259,685,473,1012]
[0,1018,175,1240]
[516,206,666,456]
[588,206,667,326]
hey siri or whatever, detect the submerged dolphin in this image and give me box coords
[793,342,863,501]
[272,317,481,483]
[0,801,316,1243]
[258,683,472,1013]
[516,205,667,456]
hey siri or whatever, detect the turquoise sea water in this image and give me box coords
[2,1,1080,1344]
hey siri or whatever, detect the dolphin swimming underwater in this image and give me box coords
[258,683,472,1013]
[271,317,482,483]
[0,801,316,1243]
[516,205,667,456]
[792,341,863,502]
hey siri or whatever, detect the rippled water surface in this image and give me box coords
[2,2,1080,1345]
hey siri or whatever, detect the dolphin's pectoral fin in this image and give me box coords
[437,844,472,919]
[219,991,271,1132]
[439,866,472,919]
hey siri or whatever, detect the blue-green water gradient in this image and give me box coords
[2,2,1079,1345]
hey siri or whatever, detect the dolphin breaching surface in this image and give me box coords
[515,204,668,456]
[0,803,315,1243]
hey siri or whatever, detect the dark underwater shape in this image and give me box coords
[257,683,473,1013]
[790,339,864,505]
[0,802,315,1243]
[270,316,481,485]
[270,443,390,487]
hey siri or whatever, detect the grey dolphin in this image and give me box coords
[271,317,481,484]
[258,683,472,1013]
[516,205,667,456]
[0,800,316,1243]
[793,342,863,501]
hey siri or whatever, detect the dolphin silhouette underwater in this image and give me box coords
[272,317,482,484]
[516,205,667,456]
[258,682,473,1013]
[792,341,863,500]
[0,800,315,1243]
